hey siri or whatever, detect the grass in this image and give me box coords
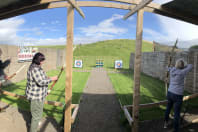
[1,69,90,122]
[35,39,153,70]
[73,39,153,70]
[108,70,198,121]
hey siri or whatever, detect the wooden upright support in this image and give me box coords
[132,1,144,132]
[65,1,74,132]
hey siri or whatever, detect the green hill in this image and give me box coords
[37,39,154,69]
[74,39,153,56]
[73,39,153,69]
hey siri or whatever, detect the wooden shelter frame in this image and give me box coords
[0,0,198,132]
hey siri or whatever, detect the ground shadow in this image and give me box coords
[1,81,63,132]
[71,93,129,132]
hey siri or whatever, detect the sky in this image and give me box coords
[0,0,198,48]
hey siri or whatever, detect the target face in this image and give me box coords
[75,60,82,68]
[115,60,123,69]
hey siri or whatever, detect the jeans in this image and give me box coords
[30,100,44,132]
[165,91,183,132]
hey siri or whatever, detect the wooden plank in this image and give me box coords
[138,100,167,108]
[181,118,198,128]
[123,0,153,20]
[0,89,65,107]
[71,104,79,124]
[67,0,85,18]
[0,0,64,16]
[124,93,198,109]
[132,1,144,131]
[183,93,198,101]
[0,89,26,100]
[123,106,133,126]
[0,1,198,25]
[65,1,74,132]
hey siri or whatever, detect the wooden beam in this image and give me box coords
[122,93,198,126]
[132,1,144,131]
[71,104,79,124]
[0,89,66,107]
[0,1,198,25]
[0,89,26,100]
[124,93,198,109]
[67,0,85,18]
[65,1,74,131]
[123,106,133,126]
[123,0,153,20]
[183,93,198,101]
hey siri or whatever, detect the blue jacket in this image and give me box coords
[168,64,193,95]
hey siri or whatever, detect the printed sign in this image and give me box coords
[115,60,123,69]
[18,47,38,62]
[75,60,83,68]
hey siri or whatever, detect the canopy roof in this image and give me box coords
[0,0,198,25]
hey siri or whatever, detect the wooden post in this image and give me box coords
[132,2,144,132]
[65,1,74,132]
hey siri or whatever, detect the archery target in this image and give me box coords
[75,60,82,68]
[115,60,123,69]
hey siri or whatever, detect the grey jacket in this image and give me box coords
[168,64,193,95]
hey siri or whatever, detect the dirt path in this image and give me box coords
[72,68,128,132]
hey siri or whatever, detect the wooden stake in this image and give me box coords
[132,1,144,132]
[65,2,74,132]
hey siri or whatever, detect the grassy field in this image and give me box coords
[3,39,186,123]
[108,71,198,121]
[1,69,90,122]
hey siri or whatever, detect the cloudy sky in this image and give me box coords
[0,0,198,48]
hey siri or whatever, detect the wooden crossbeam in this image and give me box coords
[71,104,79,124]
[121,93,198,126]
[123,0,153,20]
[124,93,198,109]
[67,0,85,18]
[0,89,79,108]
[123,106,133,126]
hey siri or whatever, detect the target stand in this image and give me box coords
[96,59,104,68]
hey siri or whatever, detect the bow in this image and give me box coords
[48,66,65,94]
[165,39,178,94]
[1,65,26,83]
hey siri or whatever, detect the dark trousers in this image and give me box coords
[165,91,183,132]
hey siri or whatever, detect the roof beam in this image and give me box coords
[0,1,198,25]
[67,0,85,19]
[123,0,153,20]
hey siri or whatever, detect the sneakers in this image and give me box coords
[164,121,168,128]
